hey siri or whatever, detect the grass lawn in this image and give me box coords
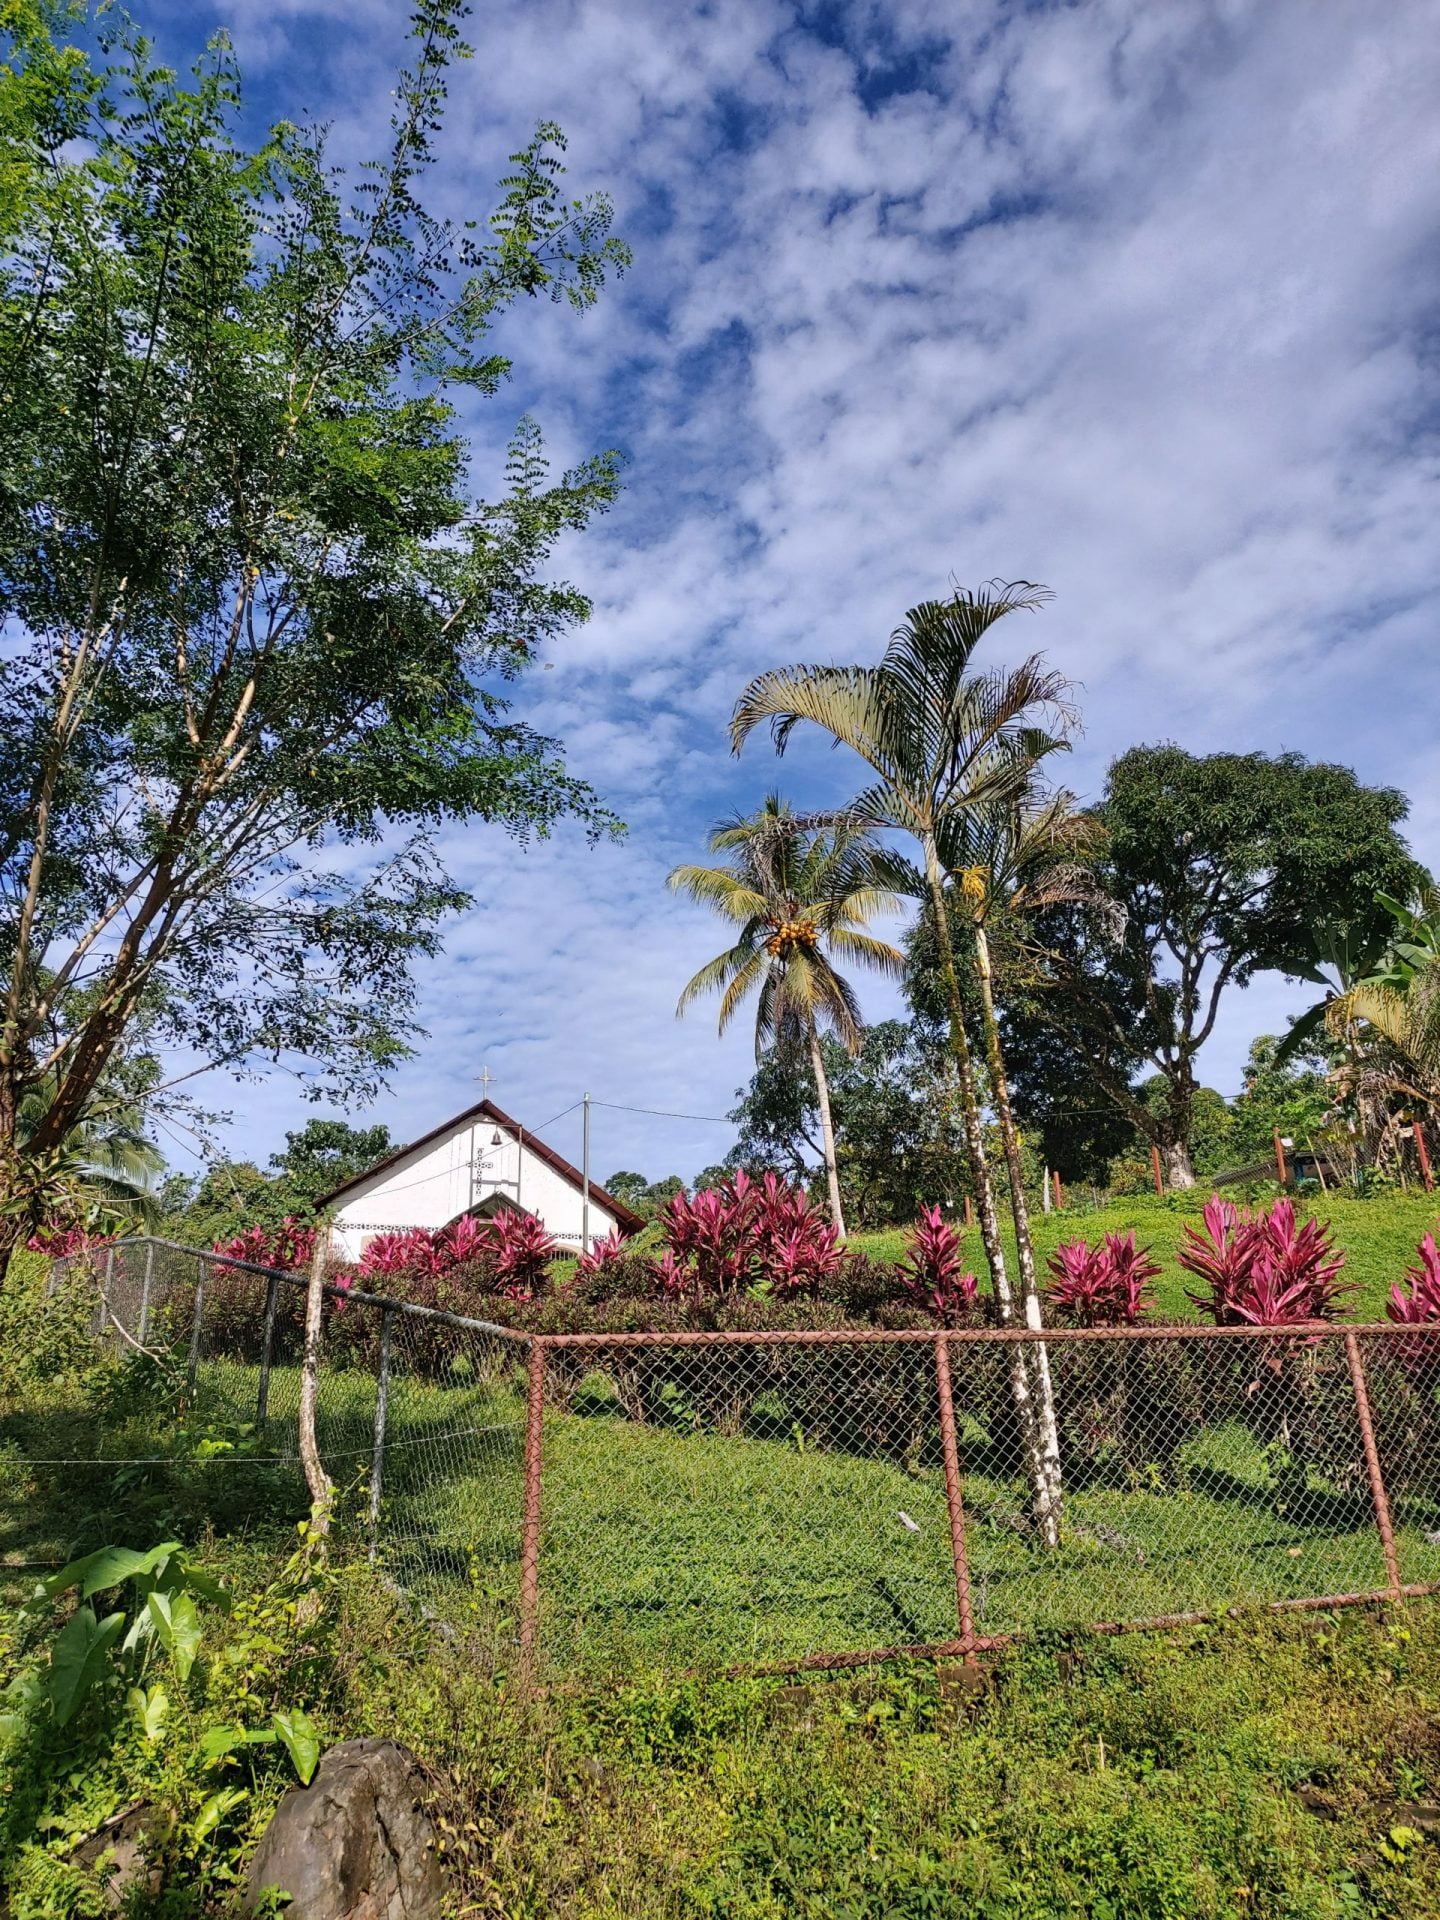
[852,1191,1440,1321]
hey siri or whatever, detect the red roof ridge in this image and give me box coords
[315,1097,645,1234]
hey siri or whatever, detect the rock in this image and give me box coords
[936,1660,990,1705]
[72,1801,165,1911]
[245,1739,445,1920]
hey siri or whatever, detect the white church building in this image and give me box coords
[320,1098,643,1261]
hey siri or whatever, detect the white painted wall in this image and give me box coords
[329,1116,622,1260]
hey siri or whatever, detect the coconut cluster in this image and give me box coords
[765,916,819,958]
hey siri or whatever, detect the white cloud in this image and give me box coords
[154,0,1440,1181]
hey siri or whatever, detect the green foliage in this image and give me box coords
[0,0,629,1237]
[726,1023,976,1226]
[0,1530,337,1912]
[269,1118,396,1205]
[1025,745,1418,1179]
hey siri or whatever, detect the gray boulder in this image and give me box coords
[245,1738,445,1919]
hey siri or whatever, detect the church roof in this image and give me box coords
[316,1097,646,1234]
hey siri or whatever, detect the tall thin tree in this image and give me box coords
[731,585,1074,1542]
[669,796,905,1234]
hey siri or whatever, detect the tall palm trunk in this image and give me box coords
[924,851,1060,1546]
[973,922,1063,1540]
[806,1018,846,1237]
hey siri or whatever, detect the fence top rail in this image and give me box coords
[78,1236,533,1348]
[530,1320,1435,1351]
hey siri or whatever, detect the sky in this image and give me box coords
[143,0,1440,1193]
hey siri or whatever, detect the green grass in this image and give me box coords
[853,1191,1440,1321]
[377,1597,1440,1918]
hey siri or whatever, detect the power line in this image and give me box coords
[592,1099,732,1124]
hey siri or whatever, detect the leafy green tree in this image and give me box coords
[602,1170,683,1219]
[1228,1035,1338,1167]
[731,586,1073,1544]
[725,1022,971,1227]
[1029,747,1418,1187]
[270,1119,395,1206]
[0,2,628,1271]
[669,795,905,1234]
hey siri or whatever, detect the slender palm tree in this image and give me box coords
[731,585,1075,1542]
[669,796,906,1234]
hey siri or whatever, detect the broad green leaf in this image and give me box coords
[271,1707,321,1785]
[41,1542,181,1603]
[127,1683,168,1743]
[176,1561,231,1611]
[146,1591,203,1682]
[198,1723,277,1765]
[45,1607,125,1725]
[192,1786,247,1844]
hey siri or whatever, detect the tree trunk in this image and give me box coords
[924,855,1058,1545]
[298,1221,335,1539]
[974,924,1062,1546]
[807,1019,846,1237]
[1164,1139,1196,1188]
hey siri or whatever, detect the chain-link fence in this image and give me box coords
[12,1240,1440,1677]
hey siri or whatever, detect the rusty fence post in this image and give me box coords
[1344,1331,1402,1599]
[1416,1120,1434,1193]
[934,1334,977,1658]
[518,1338,547,1677]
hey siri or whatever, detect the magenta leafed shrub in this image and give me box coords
[656,1171,841,1300]
[359,1228,441,1278]
[488,1210,557,1300]
[27,1224,107,1257]
[213,1217,316,1272]
[895,1205,977,1326]
[575,1228,627,1282]
[349,1209,558,1303]
[1046,1231,1159,1327]
[1389,1233,1440,1327]
[1179,1196,1351,1326]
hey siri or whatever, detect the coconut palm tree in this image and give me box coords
[669,796,906,1234]
[730,585,1076,1542]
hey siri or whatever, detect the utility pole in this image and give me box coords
[581,1091,591,1250]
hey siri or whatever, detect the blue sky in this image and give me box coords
[143,0,1440,1191]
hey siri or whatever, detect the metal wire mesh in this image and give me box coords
[12,1242,1440,1676]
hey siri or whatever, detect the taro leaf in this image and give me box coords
[175,1560,231,1611]
[198,1723,277,1766]
[146,1591,203,1683]
[41,1542,182,1603]
[45,1607,125,1725]
[271,1707,321,1785]
[193,1786,247,1843]
[127,1683,169,1743]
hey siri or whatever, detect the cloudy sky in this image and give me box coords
[147,0,1440,1190]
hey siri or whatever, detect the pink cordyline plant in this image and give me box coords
[1388,1233,1440,1327]
[1179,1195,1350,1326]
[1046,1231,1159,1327]
[27,1223,105,1257]
[576,1228,627,1281]
[488,1209,557,1299]
[360,1227,442,1278]
[214,1217,316,1273]
[896,1205,977,1326]
[1385,1235,1440,1375]
[656,1170,840,1299]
